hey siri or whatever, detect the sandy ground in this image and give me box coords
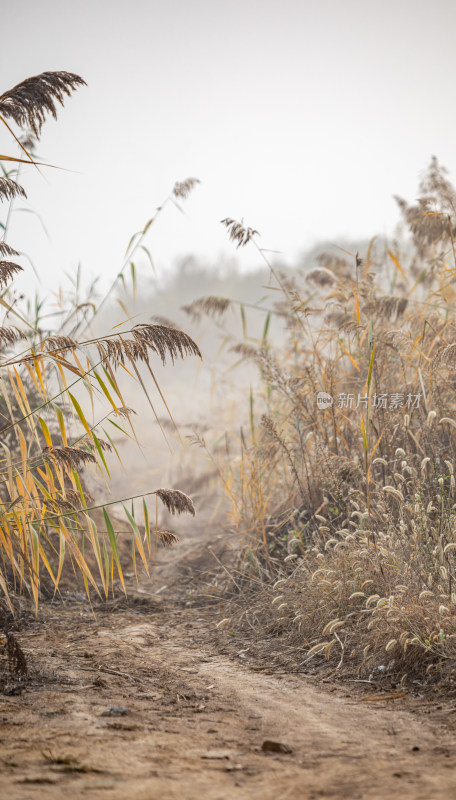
[2,531,456,799]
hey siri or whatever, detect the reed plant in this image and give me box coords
[0,71,200,614]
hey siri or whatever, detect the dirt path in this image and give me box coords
[2,596,456,800]
[2,521,456,799]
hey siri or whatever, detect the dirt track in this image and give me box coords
[1,599,456,799]
[2,530,456,799]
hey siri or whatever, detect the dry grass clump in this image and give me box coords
[212,158,456,690]
[219,498,456,687]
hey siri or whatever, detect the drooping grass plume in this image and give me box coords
[221,218,259,249]
[0,242,19,258]
[158,530,179,547]
[0,71,86,138]
[154,488,195,517]
[173,177,200,199]
[0,261,23,288]
[43,335,78,352]
[0,326,26,349]
[150,315,180,328]
[131,323,202,365]
[182,296,232,322]
[43,445,97,470]
[0,178,26,202]
[88,324,201,368]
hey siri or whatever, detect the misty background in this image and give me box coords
[1,0,455,508]
[2,0,455,289]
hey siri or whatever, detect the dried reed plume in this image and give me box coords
[154,488,195,516]
[43,446,96,470]
[82,436,112,452]
[151,315,179,328]
[158,530,179,547]
[221,218,259,249]
[364,295,408,320]
[132,324,201,365]
[114,406,136,418]
[230,342,258,359]
[173,177,200,199]
[182,296,232,322]
[305,267,336,286]
[0,326,26,348]
[65,488,94,507]
[0,261,23,288]
[0,178,26,202]
[95,325,201,367]
[43,335,77,352]
[50,496,85,513]
[0,242,19,258]
[18,131,38,153]
[0,71,86,138]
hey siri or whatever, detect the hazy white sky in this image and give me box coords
[1,0,456,295]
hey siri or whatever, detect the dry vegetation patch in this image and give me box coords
[194,159,456,693]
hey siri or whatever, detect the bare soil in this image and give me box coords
[2,530,456,799]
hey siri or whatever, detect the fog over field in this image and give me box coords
[1,0,456,295]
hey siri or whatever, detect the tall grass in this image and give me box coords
[197,159,456,687]
[0,71,200,613]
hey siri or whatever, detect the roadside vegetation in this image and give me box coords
[188,160,456,691]
[0,71,200,619]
